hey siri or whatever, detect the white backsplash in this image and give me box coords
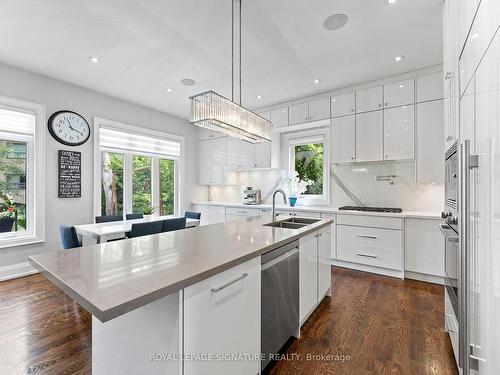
[204,161,444,212]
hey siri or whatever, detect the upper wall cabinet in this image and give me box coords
[331,92,355,117]
[331,115,355,163]
[383,79,415,109]
[289,98,330,125]
[417,100,444,183]
[417,73,443,102]
[308,98,331,122]
[198,137,227,185]
[356,111,383,162]
[384,105,415,161]
[289,102,309,125]
[254,142,271,168]
[270,107,289,128]
[356,86,383,113]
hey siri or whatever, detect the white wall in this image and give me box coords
[0,62,204,270]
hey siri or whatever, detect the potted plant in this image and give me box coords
[142,206,156,221]
[0,193,16,233]
[280,171,312,207]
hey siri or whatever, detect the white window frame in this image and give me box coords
[0,96,45,248]
[94,117,184,218]
[282,127,330,205]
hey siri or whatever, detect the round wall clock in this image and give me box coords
[48,110,91,146]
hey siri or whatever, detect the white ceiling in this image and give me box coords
[0,0,443,120]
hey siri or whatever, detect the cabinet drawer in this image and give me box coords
[337,225,402,270]
[184,257,261,375]
[337,214,402,230]
[225,207,260,217]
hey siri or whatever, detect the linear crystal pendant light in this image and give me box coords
[189,0,271,143]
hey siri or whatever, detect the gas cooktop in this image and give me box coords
[339,206,403,213]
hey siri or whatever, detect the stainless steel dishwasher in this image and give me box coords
[261,239,299,371]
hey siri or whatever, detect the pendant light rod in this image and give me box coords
[232,0,242,105]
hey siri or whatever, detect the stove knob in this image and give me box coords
[447,216,458,225]
[441,211,451,219]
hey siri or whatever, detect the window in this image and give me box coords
[283,128,330,204]
[132,155,152,214]
[95,118,183,218]
[0,97,45,248]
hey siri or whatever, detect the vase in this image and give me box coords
[143,214,153,221]
[0,217,15,233]
[288,197,297,207]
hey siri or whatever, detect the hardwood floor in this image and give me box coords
[0,267,457,375]
[268,267,458,375]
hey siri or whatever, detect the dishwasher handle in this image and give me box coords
[262,248,298,271]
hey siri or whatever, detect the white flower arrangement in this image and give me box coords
[280,171,312,198]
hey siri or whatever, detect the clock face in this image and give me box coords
[48,111,90,146]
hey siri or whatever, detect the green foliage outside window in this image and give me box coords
[132,156,152,214]
[101,152,124,215]
[294,143,324,195]
[159,159,175,215]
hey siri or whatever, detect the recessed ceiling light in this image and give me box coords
[257,95,262,99]
[386,0,398,4]
[166,88,173,92]
[399,84,404,88]
[323,14,348,31]
[470,33,479,39]
[181,78,196,86]
[89,56,99,63]
[314,78,321,84]
[394,55,405,62]
[332,99,337,102]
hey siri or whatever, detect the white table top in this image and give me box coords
[74,216,199,238]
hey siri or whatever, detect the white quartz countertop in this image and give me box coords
[29,216,333,322]
[192,201,442,220]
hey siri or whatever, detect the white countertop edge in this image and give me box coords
[191,201,442,219]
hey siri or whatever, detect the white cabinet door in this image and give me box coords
[289,102,309,125]
[226,137,240,169]
[318,225,332,298]
[270,107,289,127]
[355,111,383,162]
[198,139,212,185]
[331,115,355,163]
[211,137,227,184]
[417,72,444,103]
[253,141,271,168]
[384,105,414,161]
[308,98,330,121]
[331,92,355,117]
[299,232,318,324]
[356,86,383,113]
[383,78,415,109]
[184,257,261,375]
[239,140,254,169]
[405,218,445,277]
[417,100,444,183]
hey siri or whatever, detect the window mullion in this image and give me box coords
[152,157,160,216]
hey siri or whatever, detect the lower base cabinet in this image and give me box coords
[183,257,261,375]
[299,226,332,324]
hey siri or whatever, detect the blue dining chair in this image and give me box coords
[185,211,201,220]
[59,224,81,250]
[129,221,163,238]
[126,213,144,220]
[95,215,123,223]
[161,217,186,233]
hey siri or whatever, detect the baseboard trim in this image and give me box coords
[0,261,38,282]
[404,270,445,285]
[332,259,404,279]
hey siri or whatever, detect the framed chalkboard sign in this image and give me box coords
[58,150,81,198]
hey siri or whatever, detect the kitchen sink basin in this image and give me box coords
[263,217,321,229]
[263,221,307,229]
[283,217,321,225]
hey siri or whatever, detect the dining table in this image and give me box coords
[74,216,200,246]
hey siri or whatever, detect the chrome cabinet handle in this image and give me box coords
[357,234,377,239]
[211,273,248,293]
[356,253,377,259]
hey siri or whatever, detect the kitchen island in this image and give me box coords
[29,215,333,375]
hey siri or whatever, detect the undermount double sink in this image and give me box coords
[264,217,321,229]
